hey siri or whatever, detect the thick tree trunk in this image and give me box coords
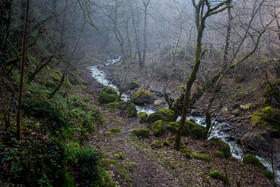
[16,0,30,140]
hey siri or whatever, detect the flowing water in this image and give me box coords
[89,58,280,184]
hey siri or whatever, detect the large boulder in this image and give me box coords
[167,120,206,140]
[153,120,167,137]
[138,112,148,123]
[132,89,154,105]
[263,79,280,107]
[240,131,271,154]
[251,106,280,137]
[147,109,175,123]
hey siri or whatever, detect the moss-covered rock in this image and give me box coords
[131,128,150,138]
[211,138,231,158]
[162,140,170,146]
[147,109,175,123]
[132,89,153,105]
[167,120,205,140]
[167,122,178,133]
[232,109,241,116]
[263,79,280,107]
[153,120,167,137]
[129,81,140,90]
[209,170,226,181]
[138,112,148,123]
[251,106,280,136]
[240,131,271,153]
[243,154,264,168]
[106,100,125,112]
[98,87,119,104]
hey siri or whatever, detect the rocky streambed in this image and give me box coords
[89,57,280,184]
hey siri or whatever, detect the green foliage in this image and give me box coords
[147,109,175,123]
[162,140,170,146]
[211,138,231,158]
[152,120,167,137]
[131,128,150,138]
[114,153,125,160]
[127,103,137,118]
[22,99,68,130]
[98,87,119,104]
[106,100,125,113]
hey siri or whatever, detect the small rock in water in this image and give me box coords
[189,118,195,123]
[223,128,232,132]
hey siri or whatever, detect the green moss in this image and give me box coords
[114,153,125,160]
[98,92,118,104]
[138,112,148,123]
[251,106,280,135]
[211,138,231,158]
[167,122,178,133]
[105,128,121,136]
[152,120,167,137]
[131,128,150,138]
[151,140,162,149]
[209,170,226,181]
[214,150,225,158]
[263,169,274,180]
[129,81,140,89]
[98,87,119,104]
[243,154,264,169]
[180,147,192,159]
[162,140,170,146]
[263,79,280,107]
[192,152,211,161]
[132,89,153,104]
[147,109,175,123]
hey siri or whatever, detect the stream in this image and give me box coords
[89,58,280,184]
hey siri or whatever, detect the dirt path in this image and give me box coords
[88,112,182,187]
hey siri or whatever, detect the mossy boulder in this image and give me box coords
[129,81,140,90]
[232,109,241,116]
[263,79,280,107]
[240,131,271,154]
[138,112,148,123]
[214,151,225,158]
[131,128,150,138]
[153,120,167,137]
[167,121,205,140]
[211,138,231,158]
[147,109,175,123]
[98,87,119,104]
[243,154,264,168]
[243,154,274,179]
[132,89,153,105]
[106,100,125,112]
[209,170,226,181]
[251,106,280,136]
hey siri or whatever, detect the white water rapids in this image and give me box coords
[89,58,280,184]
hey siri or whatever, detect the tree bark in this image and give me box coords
[16,0,30,140]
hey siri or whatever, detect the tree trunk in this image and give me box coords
[16,0,30,140]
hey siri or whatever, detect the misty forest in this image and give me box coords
[1,0,280,186]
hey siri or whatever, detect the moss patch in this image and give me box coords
[147,109,175,123]
[131,128,150,138]
[211,138,231,158]
[105,128,121,136]
[132,89,153,105]
[152,120,167,137]
[209,170,226,181]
